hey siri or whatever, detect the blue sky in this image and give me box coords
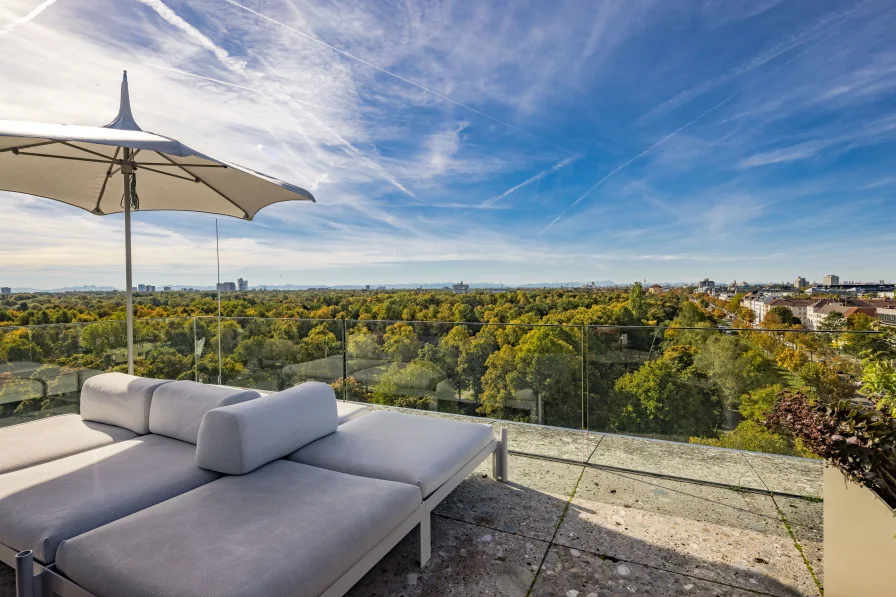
[1,0,894,289]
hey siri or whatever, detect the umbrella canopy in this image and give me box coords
[0,71,315,374]
[0,72,314,219]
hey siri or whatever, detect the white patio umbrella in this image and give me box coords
[0,71,315,374]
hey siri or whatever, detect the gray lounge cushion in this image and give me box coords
[149,382,259,444]
[0,414,137,475]
[337,401,370,425]
[56,460,421,597]
[80,372,171,434]
[196,381,338,475]
[0,434,218,563]
[288,410,495,498]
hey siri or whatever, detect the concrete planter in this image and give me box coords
[823,466,896,597]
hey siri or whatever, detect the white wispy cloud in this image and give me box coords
[135,0,246,72]
[1,0,894,287]
[0,0,58,35]
[221,0,569,152]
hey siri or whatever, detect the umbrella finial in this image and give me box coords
[105,70,142,131]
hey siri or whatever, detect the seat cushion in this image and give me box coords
[337,401,369,425]
[149,381,259,444]
[288,410,495,499]
[80,373,171,434]
[196,382,337,475]
[0,414,138,475]
[0,434,218,563]
[56,460,421,597]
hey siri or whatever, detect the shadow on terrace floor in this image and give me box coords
[0,454,823,597]
[348,454,822,597]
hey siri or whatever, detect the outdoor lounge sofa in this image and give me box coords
[0,373,170,475]
[288,407,509,564]
[336,400,369,424]
[7,376,507,597]
[0,378,260,575]
[39,380,426,597]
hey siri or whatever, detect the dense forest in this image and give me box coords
[1,285,894,457]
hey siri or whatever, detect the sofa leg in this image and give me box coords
[16,551,33,597]
[418,513,431,567]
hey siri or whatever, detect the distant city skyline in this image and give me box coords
[1,0,894,287]
[4,274,894,294]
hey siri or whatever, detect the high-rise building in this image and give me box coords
[238,278,249,291]
[823,275,840,287]
[794,277,808,289]
[145,285,156,293]
[452,281,470,294]
[137,284,147,292]
[0,287,10,295]
[163,286,172,292]
[217,282,237,292]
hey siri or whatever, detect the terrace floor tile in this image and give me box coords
[532,544,780,597]
[434,455,584,542]
[743,453,823,498]
[555,469,819,597]
[772,495,824,588]
[345,516,549,597]
[588,434,766,490]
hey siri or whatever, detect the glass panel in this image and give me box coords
[344,320,585,449]
[0,318,198,427]
[202,317,345,392]
[585,324,890,488]
[132,317,198,382]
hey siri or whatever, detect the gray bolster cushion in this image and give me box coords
[80,373,172,434]
[149,381,260,444]
[196,381,338,475]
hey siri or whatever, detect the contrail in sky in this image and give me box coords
[138,0,246,72]
[537,93,737,235]
[0,0,58,35]
[537,16,848,235]
[145,63,337,111]
[482,156,579,207]
[222,0,571,153]
[147,63,416,199]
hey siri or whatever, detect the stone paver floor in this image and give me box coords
[0,416,823,597]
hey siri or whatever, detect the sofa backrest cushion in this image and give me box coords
[80,373,171,434]
[149,381,260,444]
[196,381,337,475]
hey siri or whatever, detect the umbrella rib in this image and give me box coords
[94,146,122,214]
[137,164,199,182]
[10,151,116,165]
[133,163,227,168]
[0,140,60,153]
[154,152,250,219]
[59,141,121,162]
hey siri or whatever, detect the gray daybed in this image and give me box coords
[0,373,169,475]
[41,383,426,597]
[0,378,260,579]
[9,377,508,597]
[289,404,509,565]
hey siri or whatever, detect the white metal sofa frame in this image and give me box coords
[12,428,509,597]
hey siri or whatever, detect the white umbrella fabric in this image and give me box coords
[0,71,315,373]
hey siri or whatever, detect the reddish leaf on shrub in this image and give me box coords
[766,390,896,510]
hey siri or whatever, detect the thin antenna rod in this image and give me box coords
[216,219,222,385]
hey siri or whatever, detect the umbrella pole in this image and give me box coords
[123,147,135,375]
